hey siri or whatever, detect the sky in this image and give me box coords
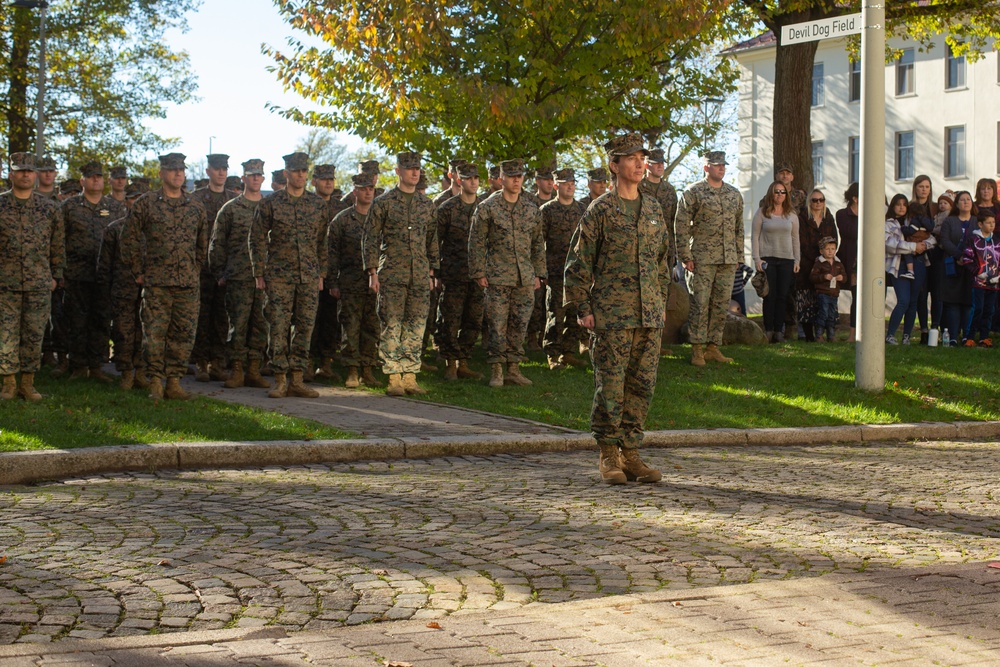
[147,0,362,177]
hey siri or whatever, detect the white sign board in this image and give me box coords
[782,13,862,45]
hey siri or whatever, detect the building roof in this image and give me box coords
[722,31,777,56]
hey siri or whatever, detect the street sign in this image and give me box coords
[782,13,862,45]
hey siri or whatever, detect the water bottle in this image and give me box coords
[942,329,950,346]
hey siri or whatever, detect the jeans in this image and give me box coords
[887,261,926,339]
[971,288,998,341]
[762,257,794,333]
[943,303,971,344]
[815,293,839,332]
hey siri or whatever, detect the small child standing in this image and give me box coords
[731,263,754,316]
[809,236,846,342]
[962,212,1000,347]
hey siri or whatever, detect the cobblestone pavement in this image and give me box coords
[1,441,998,652]
[180,377,571,438]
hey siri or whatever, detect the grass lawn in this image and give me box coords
[408,341,1000,431]
[0,369,352,452]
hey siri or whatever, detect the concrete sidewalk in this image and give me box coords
[3,562,998,665]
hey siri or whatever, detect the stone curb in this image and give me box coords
[2,421,998,486]
[0,627,287,658]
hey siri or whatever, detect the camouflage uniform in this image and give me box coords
[328,204,378,369]
[120,182,209,381]
[638,176,678,266]
[469,186,546,365]
[564,187,670,451]
[249,186,329,374]
[210,195,268,366]
[0,187,65,375]
[311,189,350,366]
[436,192,484,362]
[191,166,236,367]
[362,174,439,375]
[675,169,744,347]
[97,217,143,373]
[540,193,586,358]
[61,189,126,370]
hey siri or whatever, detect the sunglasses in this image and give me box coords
[774,190,787,195]
[811,197,825,203]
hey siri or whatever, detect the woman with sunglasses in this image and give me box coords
[795,189,838,341]
[751,180,800,342]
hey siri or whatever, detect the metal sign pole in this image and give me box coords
[855,2,886,391]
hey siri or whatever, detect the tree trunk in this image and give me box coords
[772,39,818,194]
[8,10,34,154]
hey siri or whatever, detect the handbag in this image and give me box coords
[751,268,769,297]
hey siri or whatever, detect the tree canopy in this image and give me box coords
[0,0,200,172]
[265,0,737,167]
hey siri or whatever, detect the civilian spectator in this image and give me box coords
[835,182,859,342]
[751,180,799,343]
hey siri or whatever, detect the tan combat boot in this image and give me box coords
[42,351,56,367]
[316,357,336,379]
[119,369,135,391]
[0,375,17,400]
[223,361,244,389]
[89,366,115,384]
[690,344,706,367]
[165,377,190,400]
[456,360,482,380]
[268,373,288,398]
[17,373,41,402]
[599,445,627,485]
[148,377,164,401]
[360,366,381,387]
[209,359,228,381]
[51,356,70,379]
[561,352,588,368]
[420,360,438,373]
[619,448,662,483]
[443,360,458,381]
[345,367,361,388]
[288,370,319,398]
[504,363,532,386]
[402,373,427,395]
[245,359,271,388]
[68,367,89,380]
[302,364,316,382]
[195,361,210,382]
[134,368,151,389]
[488,363,504,388]
[386,373,405,396]
[704,343,733,364]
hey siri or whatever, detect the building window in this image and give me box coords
[946,44,966,89]
[849,59,861,102]
[946,126,966,177]
[812,63,825,107]
[812,141,825,184]
[848,136,860,183]
[896,48,914,96]
[895,132,914,180]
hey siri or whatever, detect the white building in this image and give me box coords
[729,31,1000,225]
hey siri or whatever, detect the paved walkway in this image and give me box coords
[2,441,1000,664]
[179,376,573,439]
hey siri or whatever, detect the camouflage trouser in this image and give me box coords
[140,285,199,379]
[0,289,51,375]
[191,271,228,364]
[64,279,111,370]
[264,280,318,374]
[338,288,379,368]
[590,327,662,449]
[423,284,442,351]
[224,279,268,366]
[527,283,546,339]
[110,285,143,372]
[377,282,429,375]
[543,276,581,357]
[484,284,533,364]
[310,289,340,361]
[42,285,67,356]
[689,263,736,345]
[438,280,484,361]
